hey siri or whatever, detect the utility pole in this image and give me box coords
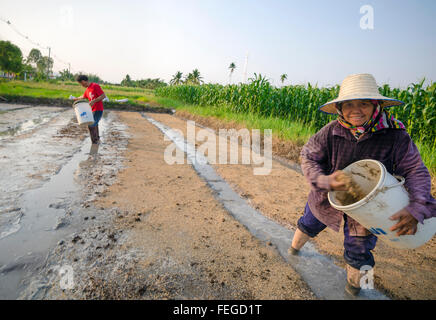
[243,52,249,84]
[47,47,51,79]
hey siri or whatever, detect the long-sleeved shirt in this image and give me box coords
[300,120,436,236]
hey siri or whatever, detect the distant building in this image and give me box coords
[51,71,60,79]
[0,71,15,79]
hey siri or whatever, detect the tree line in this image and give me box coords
[169,64,289,86]
[1,40,291,86]
[0,40,168,87]
[0,40,54,80]
[120,74,167,89]
[0,40,104,82]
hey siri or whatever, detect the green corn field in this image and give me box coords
[156,74,436,151]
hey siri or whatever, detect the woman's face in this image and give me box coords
[340,100,375,126]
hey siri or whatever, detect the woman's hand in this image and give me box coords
[327,171,348,191]
[89,100,96,107]
[389,209,418,236]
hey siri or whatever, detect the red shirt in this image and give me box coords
[84,82,104,112]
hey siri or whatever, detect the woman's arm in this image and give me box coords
[300,125,345,192]
[393,131,436,224]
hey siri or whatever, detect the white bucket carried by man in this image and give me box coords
[73,99,94,126]
[328,159,436,249]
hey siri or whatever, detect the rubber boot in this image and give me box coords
[345,264,361,296]
[88,126,93,143]
[88,126,99,144]
[289,229,311,255]
[96,125,100,144]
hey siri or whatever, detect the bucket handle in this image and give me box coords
[380,175,405,192]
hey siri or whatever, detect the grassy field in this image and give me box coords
[155,96,315,146]
[1,79,434,175]
[0,80,155,104]
[156,79,435,175]
[156,78,436,148]
[154,96,435,175]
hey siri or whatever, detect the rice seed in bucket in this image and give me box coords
[335,171,366,205]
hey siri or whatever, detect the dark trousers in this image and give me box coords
[88,110,103,144]
[297,203,378,269]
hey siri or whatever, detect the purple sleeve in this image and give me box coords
[300,126,332,192]
[394,131,436,223]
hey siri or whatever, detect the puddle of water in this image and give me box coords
[0,108,128,299]
[0,142,91,259]
[0,104,36,112]
[0,104,65,138]
[0,139,91,298]
[0,109,82,240]
[142,113,389,301]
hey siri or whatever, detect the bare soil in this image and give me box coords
[87,112,315,299]
[175,110,436,199]
[148,111,436,300]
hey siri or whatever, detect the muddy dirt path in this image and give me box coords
[0,105,129,299]
[36,111,315,300]
[12,109,434,300]
[148,112,436,300]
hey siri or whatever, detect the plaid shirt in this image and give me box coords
[300,120,436,236]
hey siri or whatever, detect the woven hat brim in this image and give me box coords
[319,96,404,115]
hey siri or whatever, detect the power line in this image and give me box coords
[0,16,47,50]
[0,16,71,70]
[52,53,69,66]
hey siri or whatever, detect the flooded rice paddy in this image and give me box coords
[0,103,128,299]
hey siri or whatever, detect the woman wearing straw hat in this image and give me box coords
[290,73,436,296]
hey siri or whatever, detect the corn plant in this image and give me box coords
[156,76,435,149]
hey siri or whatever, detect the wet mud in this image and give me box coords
[0,104,129,299]
[0,104,65,138]
[33,111,315,300]
[150,111,436,300]
[2,104,434,300]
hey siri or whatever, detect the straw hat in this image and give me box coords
[319,73,404,114]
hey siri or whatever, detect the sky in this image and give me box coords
[0,0,435,87]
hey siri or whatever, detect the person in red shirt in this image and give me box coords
[74,75,106,144]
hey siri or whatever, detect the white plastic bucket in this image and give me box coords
[73,99,94,126]
[328,159,436,249]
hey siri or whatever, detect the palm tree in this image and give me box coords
[228,62,236,84]
[280,74,287,85]
[121,74,132,87]
[184,72,193,84]
[170,71,183,85]
[186,69,203,85]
